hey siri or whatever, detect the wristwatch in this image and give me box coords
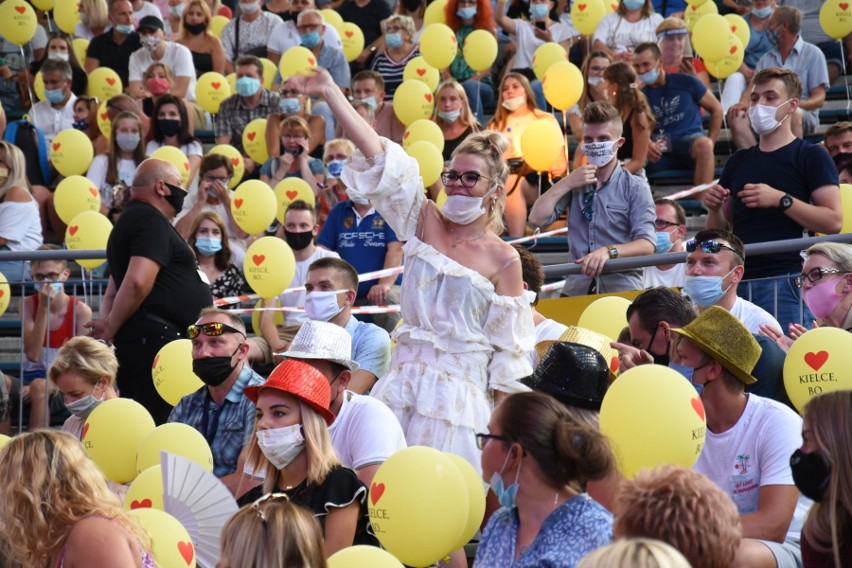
[778,193,794,212]
[608,246,619,259]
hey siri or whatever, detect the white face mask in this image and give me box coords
[256,424,305,470]
[240,1,260,14]
[441,185,497,225]
[587,76,603,87]
[582,140,620,168]
[48,51,69,61]
[748,99,792,136]
[65,385,105,419]
[304,289,347,322]
[501,96,526,112]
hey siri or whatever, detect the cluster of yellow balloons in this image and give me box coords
[690,7,754,79]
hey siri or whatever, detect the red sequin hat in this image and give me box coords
[244,359,335,424]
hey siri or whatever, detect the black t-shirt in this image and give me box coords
[107,200,212,333]
[238,465,378,546]
[720,138,839,279]
[86,31,142,88]
[337,0,392,47]
[442,126,473,163]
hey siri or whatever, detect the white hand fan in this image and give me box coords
[161,451,239,568]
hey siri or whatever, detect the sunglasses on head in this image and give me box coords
[187,322,245,339]
[685,239,744,261]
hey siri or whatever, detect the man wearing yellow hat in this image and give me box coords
[672,306,809,568]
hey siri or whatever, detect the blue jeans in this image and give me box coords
[738,274,812,334]
[462,79,495,125]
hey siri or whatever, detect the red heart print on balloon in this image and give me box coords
[69,226,79,236]
[82,423,89,438]
[451,36,457,43]
[731,25,737,32]
[609,356,619,373]
[308,57,316,66]
[231,157,240,166]
[804,351,829,371]
[286,190,298,200]
[0,290,5,298]
[100,112,108,121]
[424,93,432,102]
[370,482,385,505]
[729,45,738,54]
[130,499,152,509]
[152,355,160,369]
[234,198,244,209]
[15,5,26,13]
[89,187,98,197]
[345,30,354,38]
[417,68,426,77]
[106,78,116,86]
[841,3,850,10]
[578,3,586,10]
[211,82,221,90]
[404,131,410,139]
[691,397,705,421]
[183,162,189,171]
[691,4,698,10]
[252,254,265,266]
[247,132,256,142]
[177,541,194,565]
[53,142,61,152]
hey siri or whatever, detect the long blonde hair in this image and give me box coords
[0,141,31,200]
[434,79,480,131]
[802,391,852,567]
[0,430,151,567]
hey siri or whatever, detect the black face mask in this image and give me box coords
[184,21,207,35]
[284,229,313,251]
[158,118,181,137]
[164,182,187,214]
[790,449,830,502]
[401,0,421,13]
[192,344,243,387]
[645,322,670,366]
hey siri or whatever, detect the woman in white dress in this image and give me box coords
[293,69,535,474]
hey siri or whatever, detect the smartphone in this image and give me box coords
[284,146,304,156]
[535,21,547,31]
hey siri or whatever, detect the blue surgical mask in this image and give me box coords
[115,132,140,152]
[326,159,345,178]
[235,76,261,97]
[279,97,301,114]
[489,452,521,509]
[300,30,321,48]
[683,267,736,309]
[50,282,64,294]
[438,109,461,123]
[65,385,105,419]
[115,23,135,34]
[751,5,772,19]
[622,0,644,10]
[457,6,476,19]
[638,68,659,85]
[529,3,550,19]
[655,231,673,254]
[195,236,223,256]
[44,88,66,104]
[385,32,404,49]
[358,96,378,110]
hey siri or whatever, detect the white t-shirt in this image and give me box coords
[268,20,344,56]
[694,394,811,541]
[133,1,164,23]
[328,390,407,470]
[128,41,197,101]
[29,93,77,143]
[512,19,576,70]
[145,139,203,158]
[86,155,138,209]
[730,296,780,335]
[281,247,340,326]
[642,262,686,289]
[593,13,663,54]
[527,317,569,369]
[0,200,43,251]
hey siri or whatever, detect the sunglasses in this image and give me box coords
[187,322,246,339]
[475,433,509,450]
[582,188,595,222]
[685,239,744,261]
[795,267,848,288]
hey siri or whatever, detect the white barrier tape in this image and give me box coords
[508,226,568,245]
[229,305,402,315]
[541,280,566,292]
[667,179,719,202]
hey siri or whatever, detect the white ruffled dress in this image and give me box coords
[341,139,534,472]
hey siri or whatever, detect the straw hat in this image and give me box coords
[522,342,609,410]
[279,320,360,372]
[670,306,760,385]
[243,359,336,424]
[536,326,620,381]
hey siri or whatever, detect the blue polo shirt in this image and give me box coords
[317,200,402,298]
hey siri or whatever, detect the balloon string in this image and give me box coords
[562,109,569,166]
[841,41,851,114]
[46,10,54,33]
[20,46,37,110]
[717,78,731,155]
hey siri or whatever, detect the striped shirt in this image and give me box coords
[369,45,421,97]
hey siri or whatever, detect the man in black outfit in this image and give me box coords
[85,0,142,88]
[86,159,213,424]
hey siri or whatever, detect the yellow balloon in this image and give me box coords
[403,119,445,152]
[0,433,10,449]
[230,179,278,235]
[244,237,297,299]
[820,0,852,40]
[542,60,584,111]
[65,211,113,270]
[31,0,55,10]
[124,465,165,511]
[72,37,90,64]
[571,0,606,36]
[604,0,618,13]
[279,46,318,80]
[684,0,718,32]
[152,339,204,407]
[0,0,37,46]
[226,72,237,95]
[463,29,497,72]
[196,72,231,114]
[783,327,852,414]
[210,14,230,38]
[724,14,750,51]
[435,188,447,208]
[88,67,123,101]
[684,0,710,5]
[520,119,564,173]
[393,80,435,126]
[128,509,197,568]
[340,22,365,63]
[54,175,101,224]
[50,129,94,177]
[445,454,486,551]
[208,144,244,188]
[252,298,286,335]
[151,146,191,186]
[274,177,316,223]
[705,34,744,80]
[419,23,458,69]
[259,57,277,89]
[321,9,344,32]
[137,423,214,475]
[328,546,404,568]
[369,447,468,567]
[838,184,852,234]
[54,0,80,34]
[692,14,733,63]
[423,0,448,25]
[533,42,568,81]
[242,118,268,164]
[406,141,443,186]
[34,70,45,102]
[83,398,156,483]
[0,273,11,317]
[97,99,112,139]
[402,56,440,92]
[600,365,707,478]
[577,296,631,342]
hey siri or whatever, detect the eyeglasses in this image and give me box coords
[33,272,62,282]
[475,433,509,450]
[440,170,491,189]
[187,322,246,339]
[795,267,848,288]
[582,188,595,222]
[280,89,300,97]
[685,239,744,261]
[654,219,680,230]
[251,492,290,524]
[385,26,404,32]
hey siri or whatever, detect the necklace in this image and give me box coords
[447,224,486,248]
